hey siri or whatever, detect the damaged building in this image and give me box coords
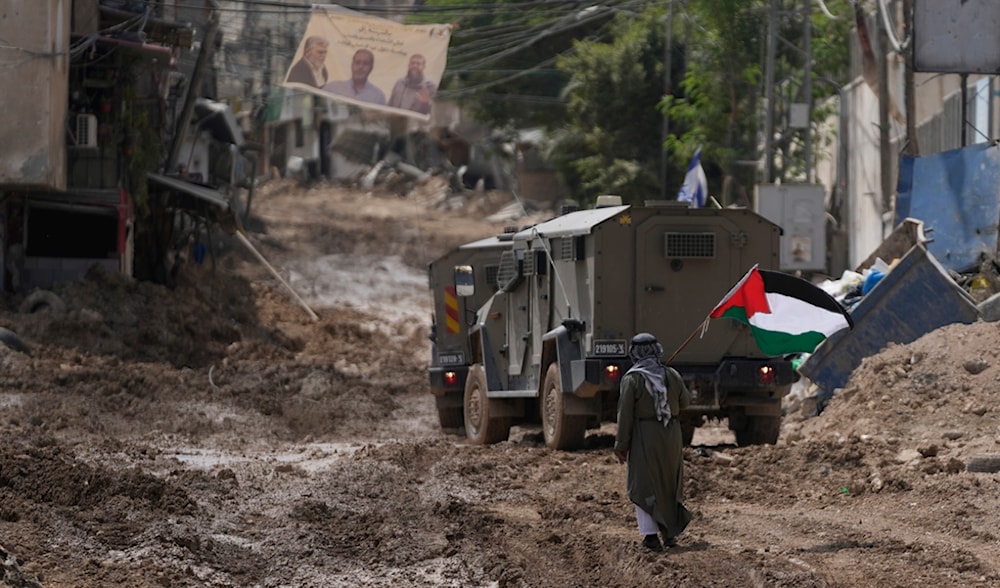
[0,0,251,291]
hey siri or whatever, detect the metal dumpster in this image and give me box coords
[798,243,980,402]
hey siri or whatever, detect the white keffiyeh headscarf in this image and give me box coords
[625,334,671,426]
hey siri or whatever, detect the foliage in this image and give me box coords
[422,0,852,205]
[550,8,668,203]
[667,0,853,201]
[418,0,615,129]
[123,104,161,219]
[664,0,766,205]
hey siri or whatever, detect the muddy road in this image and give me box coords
[1,178,999,587]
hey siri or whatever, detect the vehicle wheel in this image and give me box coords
[0,327,29,355]
[19,290,66,316]
[464,364,510,445]
[541,363,586,450]
[732,414,781,446]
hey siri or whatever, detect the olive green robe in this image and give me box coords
[614,365,692,539]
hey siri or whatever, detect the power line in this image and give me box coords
[71,0,640,108]
[442,55,564,98]
[447,1,623,71]
[171,0,617,16]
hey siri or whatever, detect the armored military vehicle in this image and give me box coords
[427,232,513,429]
[427,198,799,449]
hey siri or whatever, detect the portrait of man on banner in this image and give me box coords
[388,54,437,115]
[282,5,451,121]
[322,48,386,105]
[284,35,329,88]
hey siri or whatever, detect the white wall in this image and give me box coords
[0,0,70,189]
[845,78,891,269]
[833,60,996,271]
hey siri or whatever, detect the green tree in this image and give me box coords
[424,0,851,205]
[665,0,766,206]
[667,0,852,203]
[422,0,618,129]
[551,8,669,203]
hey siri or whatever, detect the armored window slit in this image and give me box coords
[485,264,500,291]
[559,238,573,260]
[523,251,536,276]
[664,232,716,258]
[496,250,523,291]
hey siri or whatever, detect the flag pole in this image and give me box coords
[664,264,756,364]
[665,316,711,365]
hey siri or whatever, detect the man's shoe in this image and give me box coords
[642,534,663,552]
[662,535,677,548]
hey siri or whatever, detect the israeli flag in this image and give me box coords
[677,147,708,208]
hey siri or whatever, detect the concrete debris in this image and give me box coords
[1,543,42,588]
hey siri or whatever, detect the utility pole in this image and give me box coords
[903,0,917,156]
[763,0,814,184]
[660,0,674,200]
[166,2,221,173]
[263,29,272,93]
[803,0,812,183]
[763,0,778,183]
[876,3,892,219]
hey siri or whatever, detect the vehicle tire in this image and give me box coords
[541,363,586,450]
[732,414,781,446]
[463,364,510,445]
[966,454,1000,473]
[19,290,66,316]
[0,327,29,355]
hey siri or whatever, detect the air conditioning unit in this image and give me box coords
[75,113,98,148]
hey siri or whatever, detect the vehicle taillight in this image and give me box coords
[605,364,621,382]
[444,371,458,386]
[757,364,776,385]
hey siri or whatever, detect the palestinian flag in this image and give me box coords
[709,265,853,356]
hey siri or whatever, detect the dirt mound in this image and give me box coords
[793,320,1000,461]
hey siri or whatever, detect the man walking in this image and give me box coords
[614,332,692,552]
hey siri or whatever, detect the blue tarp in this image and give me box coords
[895,141,1000,273]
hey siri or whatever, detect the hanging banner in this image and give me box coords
[283,4,452,121]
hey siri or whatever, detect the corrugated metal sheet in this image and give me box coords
[148,173,228,209]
